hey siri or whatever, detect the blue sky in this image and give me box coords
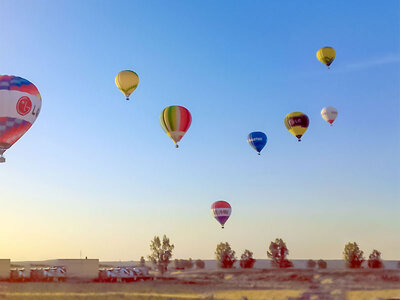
[0,0,399,261]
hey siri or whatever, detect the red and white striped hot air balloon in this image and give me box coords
[160,105,192,148]
[211,201,231,229]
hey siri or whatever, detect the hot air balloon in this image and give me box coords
[115,70,139,100]
[0,75,42,163]
[211,201,231,229]
[247,131,267,155]
[284,112,309,142]
[321,107,338,126]
[160,105,191,148]
[316,47,336,69]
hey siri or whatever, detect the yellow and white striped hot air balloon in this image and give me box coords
[115,70,139,100]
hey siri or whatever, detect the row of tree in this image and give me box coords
[174,258,205,270]
[146,235,392,273]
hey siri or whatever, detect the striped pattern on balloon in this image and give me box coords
[160,106,192,148]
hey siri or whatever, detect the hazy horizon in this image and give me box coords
[0,0,399,261]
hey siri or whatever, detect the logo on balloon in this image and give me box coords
[16,96,32,116]
[249,137,263,142]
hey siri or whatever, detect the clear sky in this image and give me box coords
[0,0,399,261]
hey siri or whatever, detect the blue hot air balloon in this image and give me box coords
[247,131,267,155]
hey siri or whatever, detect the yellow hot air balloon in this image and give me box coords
[284,112,309,142]
[316,47,336,69]
[115,70,139,100]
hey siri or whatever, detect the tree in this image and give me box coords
[368,249,383,269]
[267,238,293,268]
[317,259,327,269]
[148,235,174,274]
[195,259,205,269]
[307,259,316,269]
[215,242,236,268]
[240,249,256,269]
[139,256,146,267]
[343,242,364,269]
[186,258,194,269]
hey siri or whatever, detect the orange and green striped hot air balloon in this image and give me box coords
[160,105,192,148]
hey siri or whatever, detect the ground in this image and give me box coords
[0,268,399,299]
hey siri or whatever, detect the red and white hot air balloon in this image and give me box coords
[321,107,338,126]
[211,201,231,229]
[0,75,42,163]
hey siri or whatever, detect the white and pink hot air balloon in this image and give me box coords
[321,106,338,126]
[0,75,42,162]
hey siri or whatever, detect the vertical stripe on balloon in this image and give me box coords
[160,106,191,146]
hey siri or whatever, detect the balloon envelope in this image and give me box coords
[0,75,42,162]
[321,107,338,125]
[115,70,139,100]
[160,105,191,148]
[284,112,309,141]
[247,131,267,154]
[211,201,231,228]
[316,47,336,68]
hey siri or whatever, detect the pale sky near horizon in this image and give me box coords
[0,0,399,261]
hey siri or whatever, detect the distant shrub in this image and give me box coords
[216,242,236,268]
[267,238,293,268]
[317,259,327,269]
[186,258,194,269]
[398,261,400,269]
[174,259,194,270]
[343,242,364,269]
[240,249,256,269]
[195,259,205,269]
[368,250,384,269]
[174,259,184,270]
[307,259,316,269]
[139,256,146,267]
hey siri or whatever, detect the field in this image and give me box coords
[1,269,400,300]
